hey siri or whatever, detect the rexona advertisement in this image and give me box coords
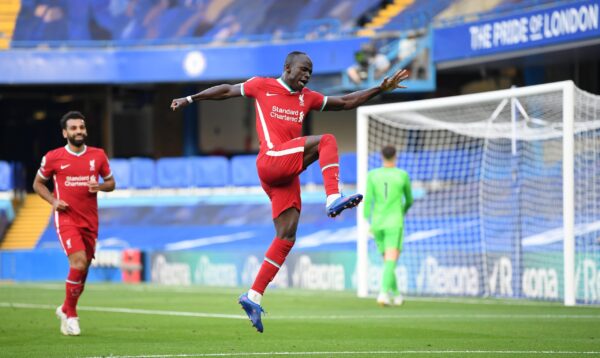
[149,250,600,304]
[435,0,600,62]
[150,251,356,291]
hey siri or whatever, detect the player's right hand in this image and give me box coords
[170,98,189,111]
[53,199,69,212]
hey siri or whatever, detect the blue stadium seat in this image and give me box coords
[300,162,321,185]
[310,161,324,185]
[230,155,260,187]
[410,151,435,181]
[109,158,131,189]
[339,152,357,184]
[299,167,310,185]
[156,157,194,188]
[130,157,156,189]
[0,161,12,191]
[191,156,230,187]
[434,149,481,181]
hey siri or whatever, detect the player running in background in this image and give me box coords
[33,111,115,335]
[171,51,408,332]
[363,145,413,306]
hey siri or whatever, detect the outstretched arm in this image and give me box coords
[170,83,242,111]
[324,69,409,111]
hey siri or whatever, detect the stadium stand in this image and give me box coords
[190,156,230,187]
[360,0,455,33]
[339,152,358,184]
[9,0,384,46]
[230,154,260,187]
[97,151,492,190]
[156,157,194,189]
[129,157,155,189]
[98,154,360,191]
[0,0,20,49]
[0,160,12,191]
[435,0,573,26]
[108,158,132,189]
[300,162,322,185]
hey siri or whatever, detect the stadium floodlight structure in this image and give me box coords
[357,81,600,306]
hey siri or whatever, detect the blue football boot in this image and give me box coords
[326,193,363,218]
[238,293,265,333]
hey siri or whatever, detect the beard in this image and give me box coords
[67,134,86,147]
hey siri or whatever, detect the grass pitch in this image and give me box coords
[1,283,599,358]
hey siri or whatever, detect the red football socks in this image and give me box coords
[63,268,85,318]
[251,237,294,294]
[318,134,340,197]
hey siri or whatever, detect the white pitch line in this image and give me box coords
[0,302,245,320]
[1,302,599,320]
[81,350,600,358]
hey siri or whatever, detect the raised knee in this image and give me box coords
[320,133,337,145]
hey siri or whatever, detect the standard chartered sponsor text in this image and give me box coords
[64,175,94,187]
[271,106,303,123]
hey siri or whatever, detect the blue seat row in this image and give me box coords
[108,153,359,190]
[11,0,382,46]
[0,161,12,191]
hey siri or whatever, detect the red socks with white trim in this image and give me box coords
[318,134,340,198]
[63,268,85,318]
[250,237,294,303]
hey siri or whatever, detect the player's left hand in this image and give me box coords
[170,98,190,111]
[379,69,409,92]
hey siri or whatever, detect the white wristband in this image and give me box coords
[186,96,193,104]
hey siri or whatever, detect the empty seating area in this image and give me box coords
[9,0,382,46]
[376,0,456,32]
[102,154,360,190]
[5,0,572,47]
[0,161,12,191]
[1,147,568,192]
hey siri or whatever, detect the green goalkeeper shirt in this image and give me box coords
[363,167,413,230]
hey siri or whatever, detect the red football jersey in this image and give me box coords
[241,77,327,152]
[37,145,112,233]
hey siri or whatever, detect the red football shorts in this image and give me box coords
[57,226,97,261]
[257,137,307,219]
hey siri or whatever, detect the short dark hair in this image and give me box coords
[60,111,85,129]
[382,145,396,160]
[284,51,307,67]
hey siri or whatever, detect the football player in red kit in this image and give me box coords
[171,51,408,333]
[33,111,115,336]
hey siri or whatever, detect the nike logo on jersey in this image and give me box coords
[266,92,278,96]
[61,164,71,170]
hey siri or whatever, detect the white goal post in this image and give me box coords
[357,81,600,306]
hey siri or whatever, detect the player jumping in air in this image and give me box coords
[33,111,115,336]
[171,51,408,332]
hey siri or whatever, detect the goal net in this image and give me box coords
[356,81,600,305]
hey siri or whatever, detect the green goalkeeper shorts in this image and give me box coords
[373,227,404,255]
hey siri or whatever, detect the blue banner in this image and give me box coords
[434,0,600,62]
[0,38,364,84]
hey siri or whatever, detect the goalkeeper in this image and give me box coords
[363,145,413,306]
